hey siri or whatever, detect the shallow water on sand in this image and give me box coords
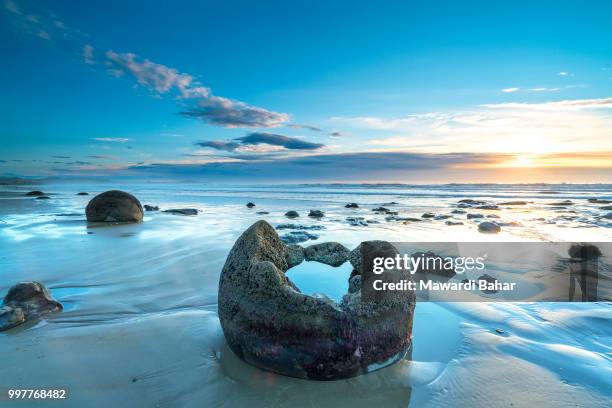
[0,183,611,407]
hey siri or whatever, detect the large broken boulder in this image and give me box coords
[218,220,415,380]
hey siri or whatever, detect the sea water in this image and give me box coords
[0,182,610,407]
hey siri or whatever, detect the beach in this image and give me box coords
[1,182,611,407]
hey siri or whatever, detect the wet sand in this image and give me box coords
[0,183,611,407]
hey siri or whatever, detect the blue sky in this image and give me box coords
[1,0,612,182]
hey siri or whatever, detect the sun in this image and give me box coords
[513,155,533,167]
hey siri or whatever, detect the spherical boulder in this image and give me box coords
[478,221,501,233]
[25,190,45,196]
[85,190,143,223]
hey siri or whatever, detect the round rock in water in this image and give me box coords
[478,221,501,233]
[86,190,144,223]
[218,220,415,380]
[1,281,62,331]
[25,190,45,196]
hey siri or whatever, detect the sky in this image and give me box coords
[1,0,612,183]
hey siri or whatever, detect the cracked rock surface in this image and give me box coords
[218,220,415,380]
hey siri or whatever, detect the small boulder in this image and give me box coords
[275,224,325,231]
[25,190,45,197]
[467,213,484,219]
[421,213,435,219]
[345,203,359,208]
[458,199,486,205]
[308,210,325,218]
[144,205,159,211]
[162,208,198,216]
[1,282,62,331]
[36,196,51,200]
[478,274,499,294]
[86,190,144,223]
[280,231,319,244]
[475,205,500,210]
[498,201,527,205]
[246,202,256,208]
[346,217,368,226]
[548,200,574,206]
[445,220,463,226]
[600,205,612,211]
[478,221,501,233]
[285,210,299,218]
[372,207,391,213]
[304,242,350,267]
[256,211,269,215]
[77,192,89,196]
[486,214,500,219]
[451,209,466,214]
[587,198,611,204]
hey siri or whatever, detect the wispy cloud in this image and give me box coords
[501,87,520,93]
[288,124,322,132]
[90,137,130,143]
[5,1,290,129]
[482,97,612,110]
[527,87,559,92]
[195,140,240,152]
[333,99,612,155]
[88,155,118,159]
[82,44,95,65]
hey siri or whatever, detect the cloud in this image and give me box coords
[501,87,520,93]
[91,137,130,142]
[195,132,324,153]
[51,155,71,159]
[4,0,72,42]
[288,124,322,132]
[558,71,574,77]
[82,44,95,64]
[329,131,343,137]
[105,51,204,97]
[88,155,118,159]
[105,51,289,128]
[123,151,519,182]
[5,2,290,129]
[482,97,612,110]
[528,87,559,92]
[236,132,324,150]
[333,102,612,155]
[194,140,240,152]
[180,96,289,128]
